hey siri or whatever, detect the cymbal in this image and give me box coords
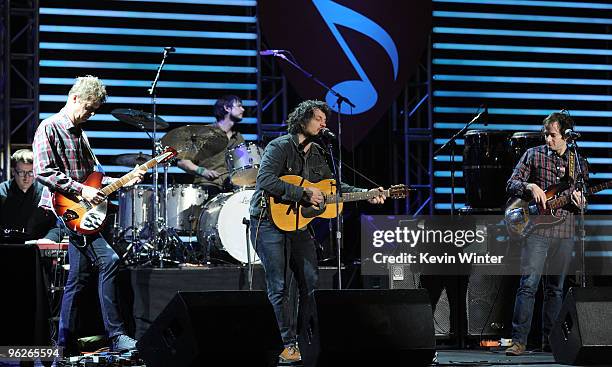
[111,108,169,130]
[114,152,153,167]
[161,125,227,160]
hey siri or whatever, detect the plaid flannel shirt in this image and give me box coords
[507,144,588,238]
[33,109,112,210]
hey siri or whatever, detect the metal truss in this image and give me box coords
[0,0,39,180]
[392,35,434,216]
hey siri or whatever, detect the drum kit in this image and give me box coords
[110,109,264,266]
[462,130,545,210]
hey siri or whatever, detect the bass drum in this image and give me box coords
[196,189,260,264]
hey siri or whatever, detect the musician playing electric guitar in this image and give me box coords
[505,111,587,356]
[249,100,386,363]
[33,76,145,356]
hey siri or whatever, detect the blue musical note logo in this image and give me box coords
[312,0,399,114]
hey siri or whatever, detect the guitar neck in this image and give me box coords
[99,158,159,196]
[548,180,612,209]
[324,189,389,203]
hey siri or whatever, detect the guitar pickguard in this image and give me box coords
[80,202,108,231]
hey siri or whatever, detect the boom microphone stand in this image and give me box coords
[433,105,487,216]
[148,47,176,267]
[265,51,355,289]
[569,137,587,287]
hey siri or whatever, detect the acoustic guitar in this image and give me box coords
[267,175,411,231]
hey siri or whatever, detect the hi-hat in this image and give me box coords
[111,108,169,130]
[161,125,227,160]
[115,152,153,167]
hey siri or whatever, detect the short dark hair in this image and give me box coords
[287,100,330,134]
[543,111,574,138]
[213,95,242,121]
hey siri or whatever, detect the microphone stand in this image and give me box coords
[433,106,486,216]
[569,139,587,287]
[272,52,355,289]
[149,48,171,267]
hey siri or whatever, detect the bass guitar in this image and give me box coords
[53,147,177,235]
[267,175,411,231]
[505,180,611,237]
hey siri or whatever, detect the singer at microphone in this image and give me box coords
[319,128,337,140]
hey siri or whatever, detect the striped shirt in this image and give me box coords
[507,144,588,238]
[32,109,111,210]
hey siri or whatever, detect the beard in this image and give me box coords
[229,113,243,123]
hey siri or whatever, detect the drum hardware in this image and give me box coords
[160,125,227,161]
[225,142,264,187]
[434,105,487,216]
[111,108,169,130]
[114,152,153,167]
[196,190,260,265]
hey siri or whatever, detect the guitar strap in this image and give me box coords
[568,150,576,184]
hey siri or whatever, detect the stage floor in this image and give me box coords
[3,349,563,366]
[435,349,561,367]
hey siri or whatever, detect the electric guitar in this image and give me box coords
[267,175,411,231]
[53,147,177,235]
[505,180,611,237]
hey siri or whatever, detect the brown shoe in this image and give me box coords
[279,344,301,363]
[505,342,526,356]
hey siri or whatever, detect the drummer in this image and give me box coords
[177,95,246,195]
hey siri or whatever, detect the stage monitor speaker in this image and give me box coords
[301,289,436,367]
[550,287,612,365]
[137,290,282,367]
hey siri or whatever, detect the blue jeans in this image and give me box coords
[58,230,124,351]
[251,217,319,348]
[511,234,574,345]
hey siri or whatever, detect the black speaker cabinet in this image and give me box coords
[550,287,612,365]
[137,291,282,367]
[301,289,436,367]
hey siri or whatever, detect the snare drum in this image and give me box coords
[196,189,259,264]
[225,142,263,187]
[118,185,155,237]
[164,184,209,234]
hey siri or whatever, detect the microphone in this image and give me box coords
[164,46,176,53]
[259,49,286,56]
[319,128,337,140]
[564,129,581,140]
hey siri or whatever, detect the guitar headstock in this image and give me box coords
[157,147,178,164]
[388,184,412,199]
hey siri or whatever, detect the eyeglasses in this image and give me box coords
[15,170,34,178]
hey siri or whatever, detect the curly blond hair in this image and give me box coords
[68,75,107,104]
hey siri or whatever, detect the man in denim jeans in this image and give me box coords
[249,100,385,363]
[505,112,587,356]
[33,76,145,355]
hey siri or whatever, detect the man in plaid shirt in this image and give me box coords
[505,112,587,356]
[33,75,144,355]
